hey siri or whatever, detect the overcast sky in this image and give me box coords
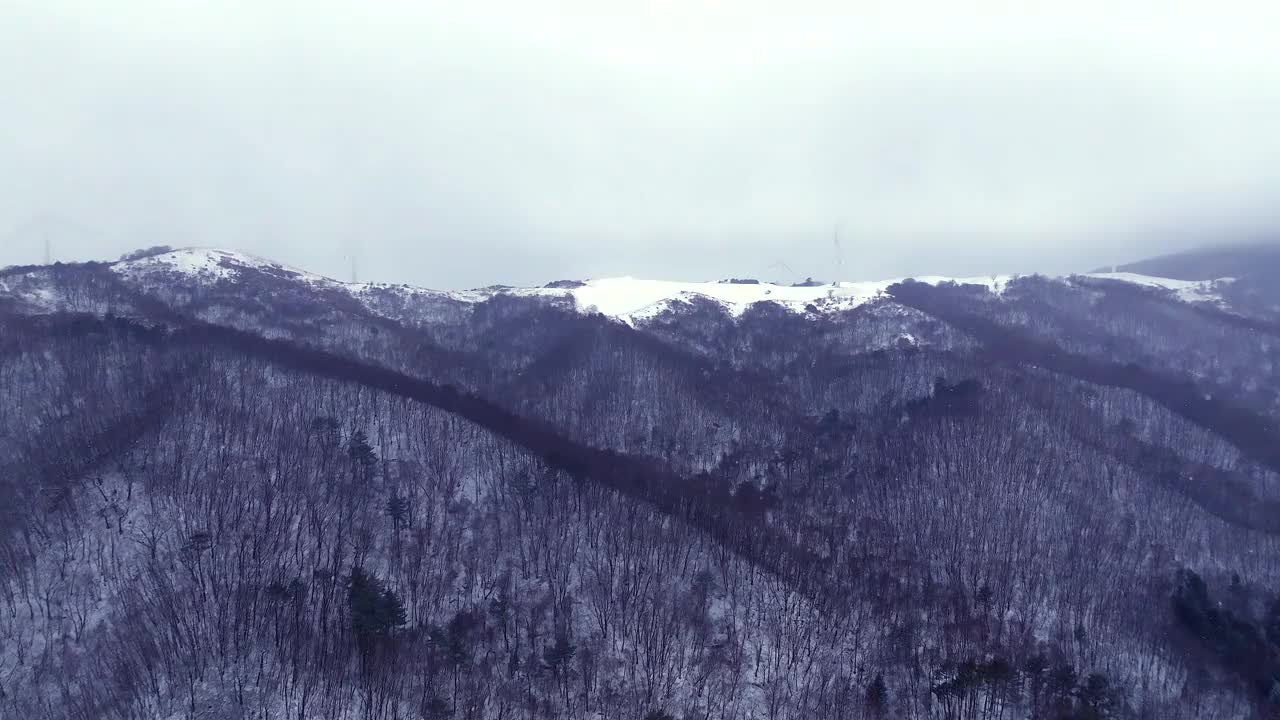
[3,1,1280,288]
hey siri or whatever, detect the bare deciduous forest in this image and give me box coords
[3,249,1280,719]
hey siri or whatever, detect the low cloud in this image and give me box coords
[4,1,1279,286]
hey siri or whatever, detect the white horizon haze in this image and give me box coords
[4,1,1280,288]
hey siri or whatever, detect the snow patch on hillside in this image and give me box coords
[1082,272,1234,303]
[114,248,484,304]
[509,275,1014,325]
[347,280,489,305]
[113,248,263,281]
[0,272,60,311]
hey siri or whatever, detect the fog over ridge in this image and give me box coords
[4,1,1280,287]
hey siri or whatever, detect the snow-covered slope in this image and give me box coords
[113,248,480,300]
[506,275,1014,325]
[107,248,486,326]
[1082,272,1233,304]
[113,247,263,282]
[0,247,1236,327]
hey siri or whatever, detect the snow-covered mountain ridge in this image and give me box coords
[96,247,1234,326]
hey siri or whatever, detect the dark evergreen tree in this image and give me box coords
[422,694,452,719]
[348,429,377,476]
[347,566,406,668]
[385,493,409,529]
[1047,663,1078,718]
[1024,651,1049,716]
[1076,673,1118,719]
[544,635,576,676]
[865,673,888,716]
[1172,568,1280,710]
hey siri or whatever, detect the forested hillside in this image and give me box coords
[2,248,1280,719]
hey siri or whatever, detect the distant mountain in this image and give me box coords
[0,245,1244,325]
[1101,241,1280,280]
[1101,243,1280,319]
[2,245,1280,719]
